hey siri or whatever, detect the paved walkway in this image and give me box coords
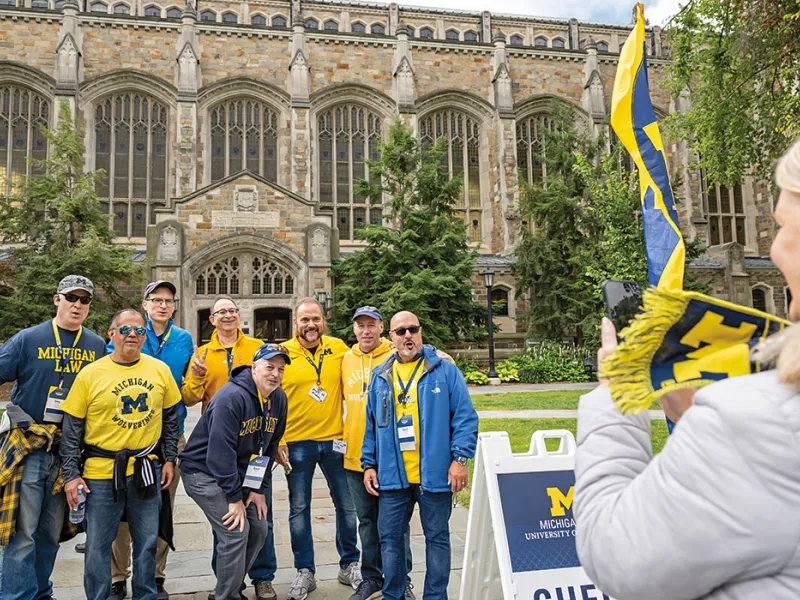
[477,409,666,419]
[469,382,598,394]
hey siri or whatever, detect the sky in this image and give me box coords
[384,0,686,27]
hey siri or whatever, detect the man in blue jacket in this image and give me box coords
[179,343,289,600]
[362,311,478,600]
[103,280,195,600]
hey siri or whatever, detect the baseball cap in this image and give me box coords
[57,275,94,296]
[253,343,292,365]
[352,306,383,322]
[143,281,177,299]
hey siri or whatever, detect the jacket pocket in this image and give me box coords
[377,392,391,428]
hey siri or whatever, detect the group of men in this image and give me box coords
[0,273,478,600]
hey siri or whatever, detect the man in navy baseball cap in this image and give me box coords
[351,306,382,322]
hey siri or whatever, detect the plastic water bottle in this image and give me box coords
[69,484,86,524]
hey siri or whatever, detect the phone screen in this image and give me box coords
[602,280,643,334]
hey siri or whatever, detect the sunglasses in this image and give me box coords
[61,293,92,305]
[392,325,421,336]
[116,325,147,337]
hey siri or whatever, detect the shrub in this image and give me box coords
[463,370,490,385]
[509,342,593,384]
[495,360,519,383]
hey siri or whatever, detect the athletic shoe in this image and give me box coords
[405,582,417,600]
[75,542,85,554]
[107,581,127,600]
[287,568,317,600]
[255,581,278,600]
[348,578,383,600]
[338,562,363,590]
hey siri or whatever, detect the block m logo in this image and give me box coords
[120,393,149,414]
[546,486,574,517]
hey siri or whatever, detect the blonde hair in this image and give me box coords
[775,138,800,194]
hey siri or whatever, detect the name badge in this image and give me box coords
[244,455,270,489]
[397,414,416,452]
[333,439,347,454]
[44,386,68,424]
[309,384,328,403]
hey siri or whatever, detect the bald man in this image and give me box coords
[361,311,478,600]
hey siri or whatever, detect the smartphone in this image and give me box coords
[601,280,643,337]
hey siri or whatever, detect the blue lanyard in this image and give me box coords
[395,358,423,405]
[258,392,272,455]
[225,347,234,374]
[52,319,83,387]
[304,348,325,385]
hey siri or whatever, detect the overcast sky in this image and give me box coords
[389,0,685,26]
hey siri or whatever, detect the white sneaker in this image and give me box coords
[288,569,317,600]
[338,562,363,590]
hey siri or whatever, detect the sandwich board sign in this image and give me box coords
[459,430,613,600]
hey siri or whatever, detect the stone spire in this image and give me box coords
[288,17,311,106]
[581,34,605,121]
[491,29,513,117]
[392,22,416,111]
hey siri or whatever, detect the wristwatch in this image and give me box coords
[454,456,468,466]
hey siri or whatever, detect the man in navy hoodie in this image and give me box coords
[179,343,289,600]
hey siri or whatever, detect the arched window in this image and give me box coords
[407,26,415,38]
[420,26,433,39]
[196,257,240,295]
[371,23,385,35]
[464,30,478,42]
[516,114,553,186]
[0,85,49,197]
[317,104,382,241]
[250,14,266,25]
[144,5,160,16]
[596,41,609,52]
[166,6,181,18]
[200,9,215,21]
[445,29,459,41]
[702,174,747,246]
[209,99,278,184]
[751,287,768,313]
[54,0,65,9]
[94,93,168,237]
[252,257,293,295]
[271,14,286,27]
[90,1,107,12]
[113,3,129,13]
[221,11,237,23]
[351,21,366,33]
[31,0,49,8]
[304,17,318,29]
[534,36,547,47]
[491,288,509,316]
[552,37,565,48]
[323,19,338,31]
[419,110,483,242]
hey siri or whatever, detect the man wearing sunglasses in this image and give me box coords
[179,343,289,600]
[60,308,181,600]
[102,281,194,600]
[0,274,106,600]
[362,311,478,600]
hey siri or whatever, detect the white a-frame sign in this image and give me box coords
[459,430,614,600]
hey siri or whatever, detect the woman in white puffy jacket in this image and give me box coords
[573,139,800,600]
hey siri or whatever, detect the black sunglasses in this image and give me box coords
[61,293,92,305]
[393,325,421,336]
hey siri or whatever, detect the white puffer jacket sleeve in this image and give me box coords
[574,374,800,600]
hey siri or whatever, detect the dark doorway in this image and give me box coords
[197,309,213,345]
[254,308,291,343]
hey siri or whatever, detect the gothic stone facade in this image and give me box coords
[0,0,788,342]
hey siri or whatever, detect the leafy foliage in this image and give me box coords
[508,343,593,384]
[328,119,486,348]
[0,102,142,338]
[494,360,519,383]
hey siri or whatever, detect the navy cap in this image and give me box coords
[253,343,291,365]
[143,281,177,300]
[352,306,383,322]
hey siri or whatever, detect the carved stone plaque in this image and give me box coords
[212,211,279,228]
[311,228,329,263]
[235,186,258,212]
[158,225,179,261]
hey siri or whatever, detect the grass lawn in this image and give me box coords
[455,417,670,507]
[470,390,585,411]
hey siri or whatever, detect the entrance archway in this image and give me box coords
[254,308,291,342]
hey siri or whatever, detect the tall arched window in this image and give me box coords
[252,257,293,295]
[194,254,296,297]
[209,99,278,183]
[751,286,768,313]
[94,93,168,237]
[516,114,553,186]
[317,105,382,241]
[419,110,483,243]
[0,85,49,197]
[195,256,240,295]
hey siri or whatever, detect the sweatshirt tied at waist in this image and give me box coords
[83,442,160,502]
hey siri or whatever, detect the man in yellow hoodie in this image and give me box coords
[341,306,415,600]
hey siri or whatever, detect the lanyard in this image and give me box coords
[359,353,374,398]
[146,323,172,358]
[257,391,272,456]
[395,358,423,405]
[304,347,325,385]
[52,319,83,387]
[225,347,234,374]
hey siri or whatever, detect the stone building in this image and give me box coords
[0,0,789,343]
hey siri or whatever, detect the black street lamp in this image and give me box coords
[316,290,328,314]
[482,268,499,383]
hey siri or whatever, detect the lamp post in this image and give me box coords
[316,290,328,315]
[482,268,500,385]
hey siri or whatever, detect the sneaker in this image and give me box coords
[348,578,383,600]
[75,542,85,554]
[155,578,169,600]
[255,581,278,600]
[107,581,127,600]
[338,562,362,590]
[404,582,416,600]
[287,568,317,600]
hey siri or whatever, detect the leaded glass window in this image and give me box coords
[166,7,181,18]
[702,171,747,247]
[252,257,293,296]
[271,15,286,27]
[371,23,385,35]
[464,30,478,42]
[534,36,547,47]
[195,257,240,295]
[516,115,553,186]
[144,5,160,16]
[200,9,215,21]
[317,105,382,241]
[305,18,318,29]
[209,99,278,183]
[351,22,365,33]
[0,86,49,197]
[420,26,433,39]
[251,14,266,25]
[221,11,237,23]
[94,93,168,237]
[445,29,459,40]
[419,110,483,243]
[324,20,338,31]
[552,38,565,48]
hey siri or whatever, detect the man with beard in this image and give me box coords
[277,297,360,600]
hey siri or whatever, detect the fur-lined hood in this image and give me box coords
[752,323,800,387]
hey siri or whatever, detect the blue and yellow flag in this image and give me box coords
[611,3,685,291]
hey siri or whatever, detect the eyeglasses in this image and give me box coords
[145,298,178,307]
[61,293,92,305]
[392,325,421,336]
[212,308,239,317]
[116,325,147,337]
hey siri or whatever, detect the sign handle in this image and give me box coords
[528,429,576,457]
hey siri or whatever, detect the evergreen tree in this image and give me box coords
[0,102,142,338]
[328,119,486,347]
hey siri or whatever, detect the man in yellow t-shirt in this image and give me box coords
[60,309,181,600]
[276,297,360,600]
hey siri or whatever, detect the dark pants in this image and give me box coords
[378,486,452,600]
[345,469,413,583]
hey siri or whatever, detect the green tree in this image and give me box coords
[667,0,800,185]
[328,119,486,347]
[0,102,142,338]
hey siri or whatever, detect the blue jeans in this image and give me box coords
[0,450,66,600]
[378,486,452,600]
[248,475,276,584]
[286,441,359,572]
[83,467,161,600]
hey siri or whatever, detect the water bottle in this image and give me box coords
[69,484,86,524]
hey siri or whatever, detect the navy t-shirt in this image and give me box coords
[0,320,107,423]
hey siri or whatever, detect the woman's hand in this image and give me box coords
[659,387,697,424]
[597,317,618,386]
